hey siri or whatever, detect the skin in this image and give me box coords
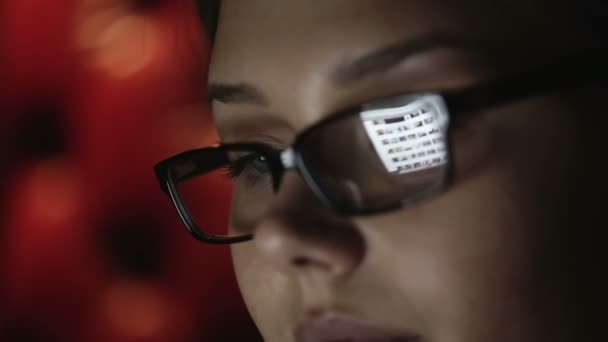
[209,1,606,341]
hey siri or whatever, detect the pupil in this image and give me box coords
[253,154,271,173]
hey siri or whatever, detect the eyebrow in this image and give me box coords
[209,32,482,106]
[332,32,483,84]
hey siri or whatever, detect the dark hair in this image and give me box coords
[196,0,220,43]
[572,1,608,46]
[195,1,605,47]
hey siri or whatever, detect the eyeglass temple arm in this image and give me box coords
[444,51,608,115]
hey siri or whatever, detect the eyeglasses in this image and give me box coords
[155,52,607,244]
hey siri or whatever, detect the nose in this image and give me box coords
[253,172,366,280]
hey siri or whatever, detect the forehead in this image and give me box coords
[209,0,563,70]
[211,0,465,79]
[212,1,455,107]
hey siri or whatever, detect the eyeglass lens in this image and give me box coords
[297,93,451,212]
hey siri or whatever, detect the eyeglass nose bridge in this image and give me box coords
[277,146,327,199]
[276,146,342,214]
[268,147,297,193]
[280,147,296,169]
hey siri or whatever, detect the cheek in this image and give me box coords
[231,243,299,341]
[367,168,551,340]
[368,101,588,341]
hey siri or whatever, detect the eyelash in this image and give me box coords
[222,154,255,178]
[221,152,274,186]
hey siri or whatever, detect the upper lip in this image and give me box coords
[295,311,421,342]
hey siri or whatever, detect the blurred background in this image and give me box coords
[1,0,262,340]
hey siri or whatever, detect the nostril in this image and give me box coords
[293,257,310,267]
[292,257,332,273]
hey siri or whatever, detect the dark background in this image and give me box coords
[1,0,262,340]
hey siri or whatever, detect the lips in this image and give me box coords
[295,312,421,342]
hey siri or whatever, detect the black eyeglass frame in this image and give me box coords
[155,51,607,244]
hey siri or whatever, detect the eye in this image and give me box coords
[223,151,273,180]
[251,154,271,173]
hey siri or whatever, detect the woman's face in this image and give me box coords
[209,1,605,341]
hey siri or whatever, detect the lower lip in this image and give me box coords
[299,336,420,342]
[296,315,420,342]
[324,339,417,342]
